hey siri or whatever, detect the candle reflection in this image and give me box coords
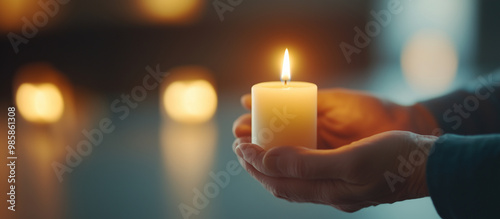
[18,129,66,219]
[160,66,218,215]
[161,120,218,194]
[11,63,77,219]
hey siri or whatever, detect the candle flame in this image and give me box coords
[281,48,290,83]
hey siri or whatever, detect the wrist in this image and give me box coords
[411,134,438,198]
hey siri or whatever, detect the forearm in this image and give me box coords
[426,134,500,218]
[421,72,500,135]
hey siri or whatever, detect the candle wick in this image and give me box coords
[283,80,288,87]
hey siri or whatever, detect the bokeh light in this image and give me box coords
[164,80,217,123]
[0,0,36,31]
[16,83,64,123]
[137,0,205,24]
[12,63,75,125]
[401,30,458,95]
[162,66,217,124]
[11,63,72,219]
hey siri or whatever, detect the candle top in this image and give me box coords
[254,49,316,90]
[253,81,316,89]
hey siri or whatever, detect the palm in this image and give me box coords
[331,132,421,206]
[231,131,434,212]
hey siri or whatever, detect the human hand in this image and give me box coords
[233,89,439,149]
[233,131,437,212]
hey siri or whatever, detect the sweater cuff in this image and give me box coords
[427,134,500,218]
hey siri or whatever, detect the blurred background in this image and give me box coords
[0,0,499,218]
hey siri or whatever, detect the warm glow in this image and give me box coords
[16,83,64,123]
[138,0,204,24]
[164,80,217,124]
[0,0,36,31]
[401,31,458,95]
[281,49,291,82]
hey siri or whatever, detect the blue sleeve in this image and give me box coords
[427,134,500,218]
[421,72,500,135]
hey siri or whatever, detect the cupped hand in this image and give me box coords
[233,89,439,149]
[233,131,437,212]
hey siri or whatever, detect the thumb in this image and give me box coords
[236,143,349,180]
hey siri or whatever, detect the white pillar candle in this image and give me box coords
[251,49,317,150]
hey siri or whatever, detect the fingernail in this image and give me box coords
[236,125,251,135]
[235,145,243,158]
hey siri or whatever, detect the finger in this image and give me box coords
[232,114,251,138]
[232,137,252,153]
[317,88,371,114]
[240,94,251,110]
[318,122,358,148]
[238,155,358,205]
[234,143,267,170]
[317,89,347,114]
[318,112,355,136]
[235,143,352,180]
